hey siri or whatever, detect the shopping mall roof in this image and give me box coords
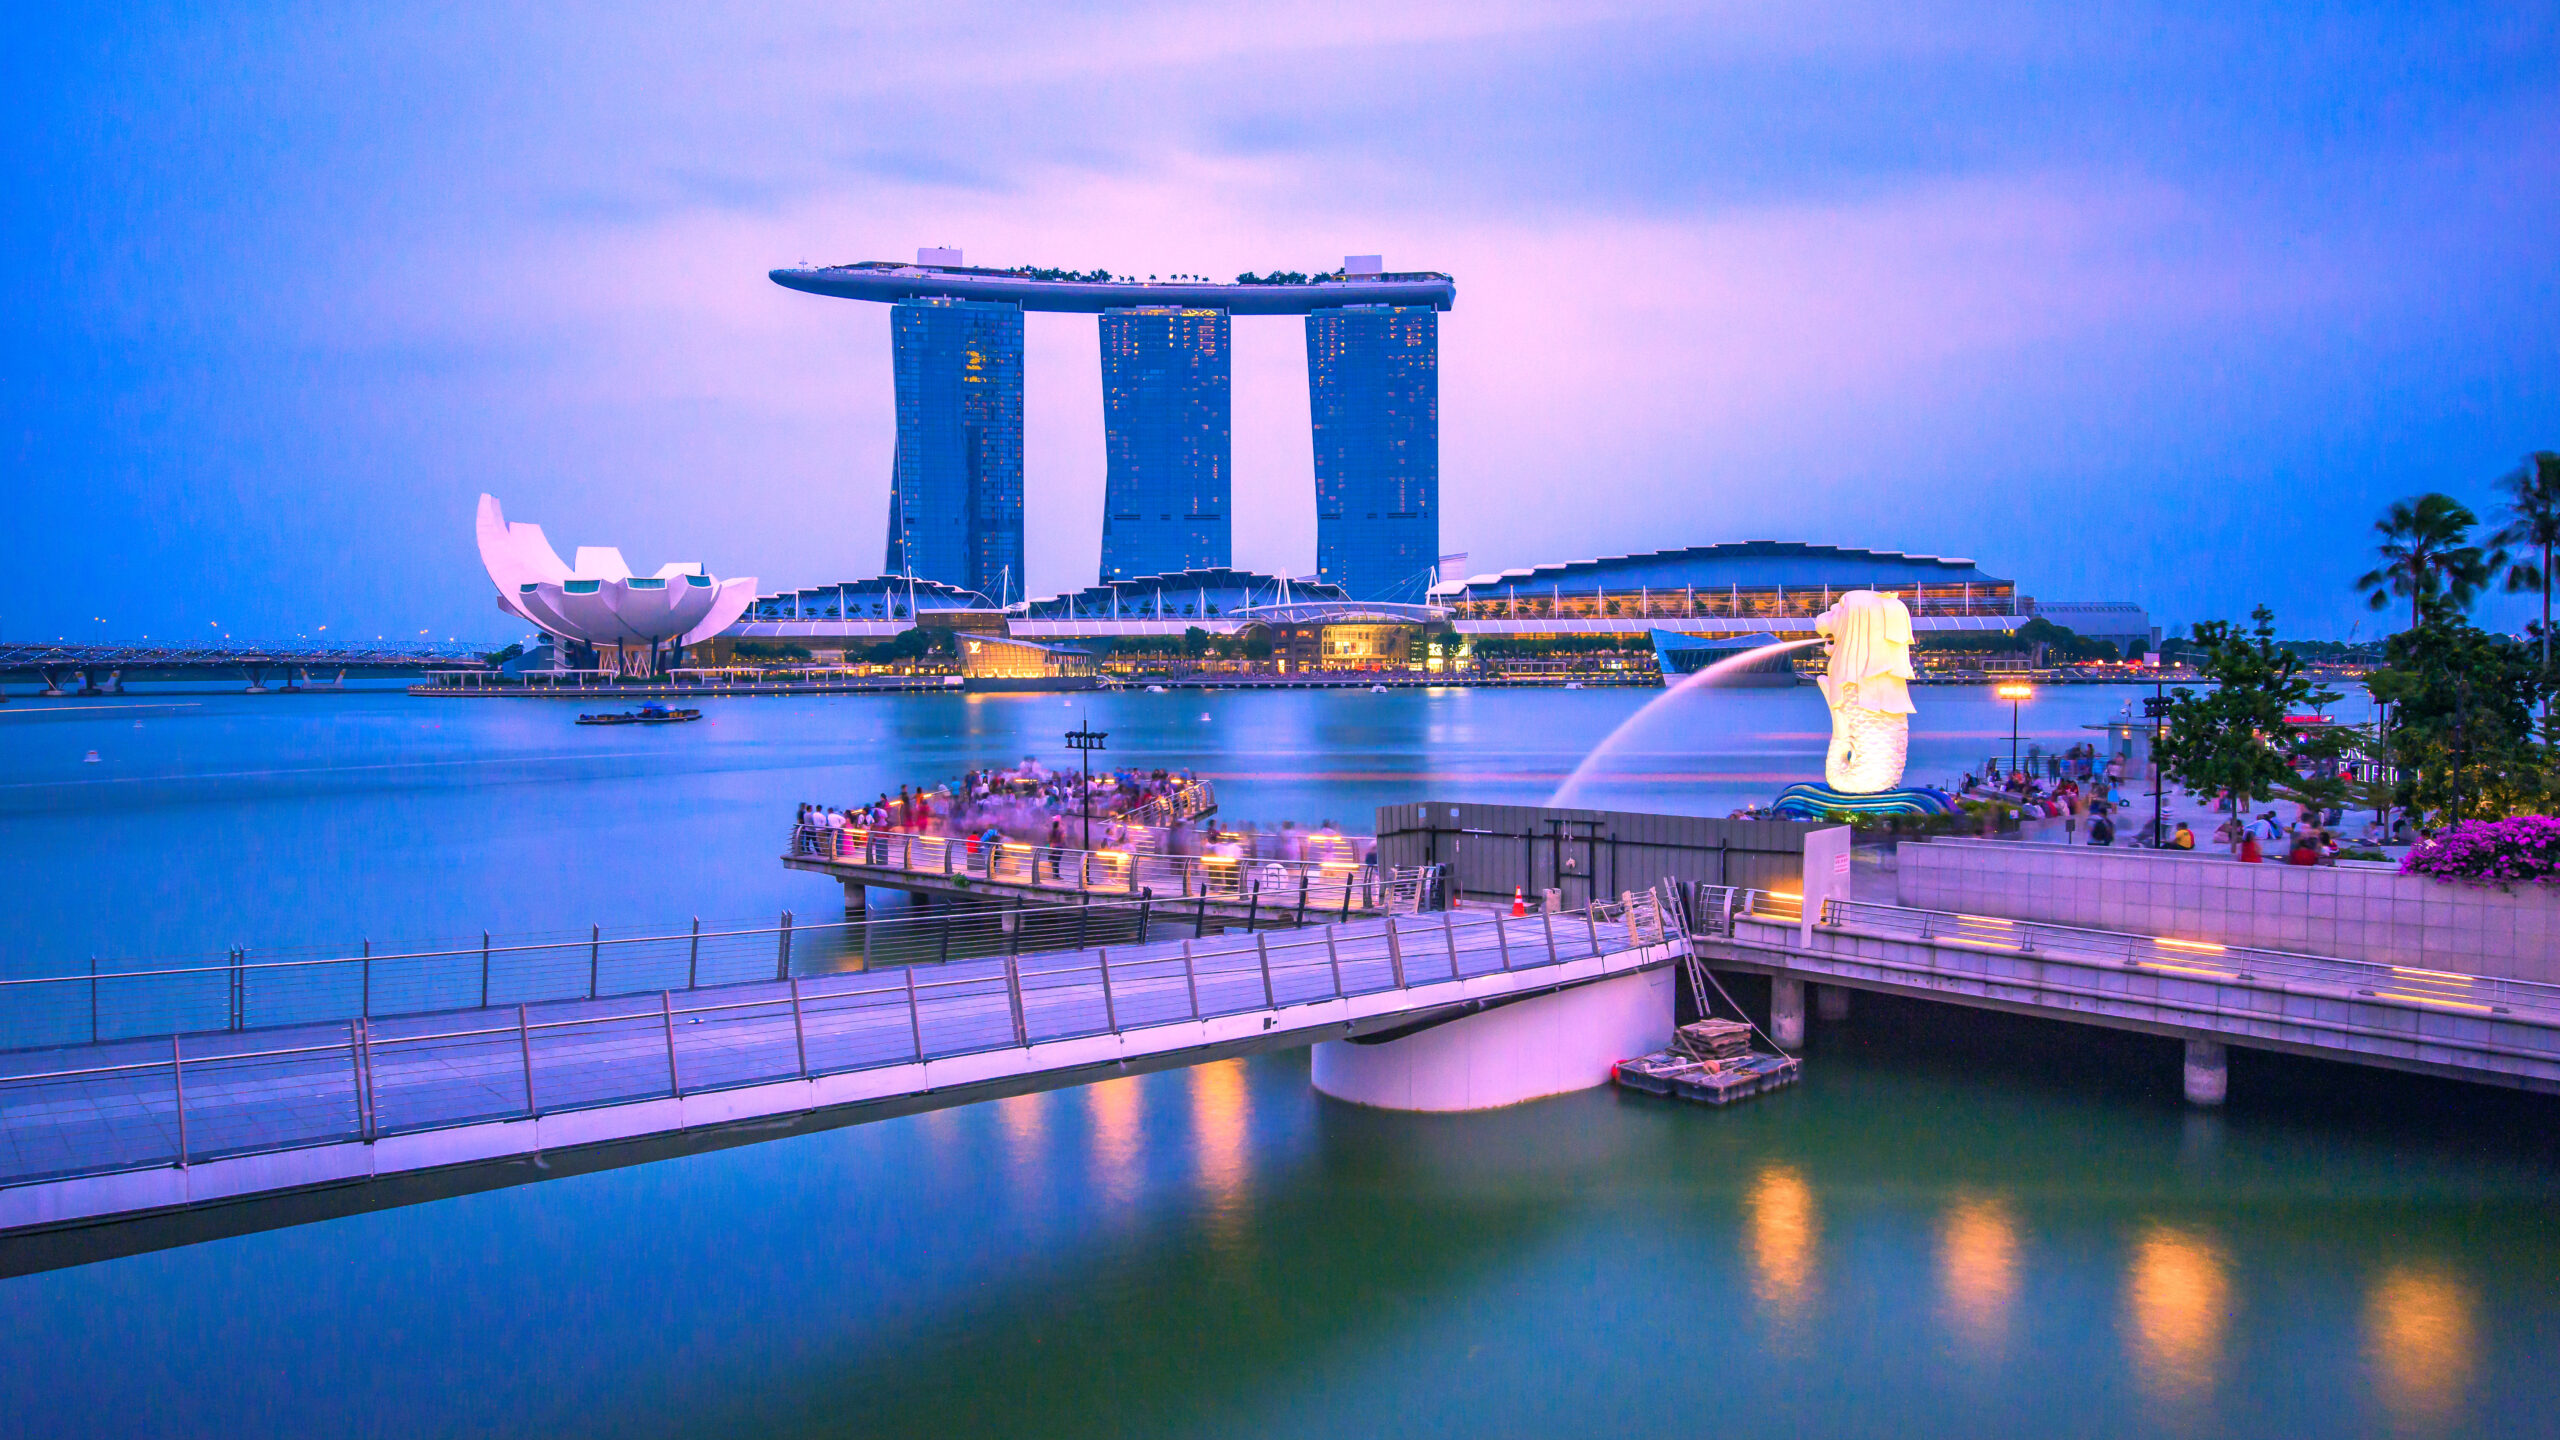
[1437,542,2009,597]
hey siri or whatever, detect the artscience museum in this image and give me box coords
[475,494,757,678]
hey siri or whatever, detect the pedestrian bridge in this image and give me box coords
[1689,883,2560,1101]
[0,890,1686,1275]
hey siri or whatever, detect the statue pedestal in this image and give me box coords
[1771,782,1955,820]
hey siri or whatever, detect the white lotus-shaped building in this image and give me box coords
[476,494,757,678]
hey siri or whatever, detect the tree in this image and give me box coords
[2489,451,2560,709]
[2151,606,2351,849]
[2356,493,2495,630]
[1181,626,1210,659]
[2365,616,2554,824]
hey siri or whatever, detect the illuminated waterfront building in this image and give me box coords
[1100,306,1231,581]
[887,296,1025,604]
[1307,304,1439,603]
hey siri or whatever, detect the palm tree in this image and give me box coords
[2356,493,2494,629]
[2488,451,2560,697]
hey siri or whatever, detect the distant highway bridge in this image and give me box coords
[0,644,486,696]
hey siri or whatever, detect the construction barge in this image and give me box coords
[1614,1018,1802,1106]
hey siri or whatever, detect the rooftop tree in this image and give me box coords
[2488,450,2560,714]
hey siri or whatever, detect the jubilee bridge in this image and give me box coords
[0,884,1686,1275]
[0,643,486,697]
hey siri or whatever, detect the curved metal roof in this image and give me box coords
[771,263,1455,315]
[1443,541,2006,595]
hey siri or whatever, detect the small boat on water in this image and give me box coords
[577,704,703,726]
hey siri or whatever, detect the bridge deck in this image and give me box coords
[0,899,1681,1264]
[1695,889,2560,1092]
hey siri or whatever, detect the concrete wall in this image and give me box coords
[1376,801,1810,909]
[1310,967,1675,1111]
[1898,838,2560,982]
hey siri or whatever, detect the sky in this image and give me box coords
[4,1,2555,646]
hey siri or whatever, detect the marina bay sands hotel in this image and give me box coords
[769,250,1454,605]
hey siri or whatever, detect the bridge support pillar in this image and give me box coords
[2182,1039,2228,1107]
[1771,976,1806,1049]
[1816,984,1850,1024]
[840,880,866,915]
[1311,967,1674,1112]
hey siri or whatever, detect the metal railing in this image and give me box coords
[787,824,1407,911]
[0,887,1679,1190]
[1687,885,2560,1022]
[1116,779,1218,829]
[0,878,1454,1055]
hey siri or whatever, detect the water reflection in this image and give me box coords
[997,1093,1046,1194]
[2365,1262,2476,1432]
[1086,1076,1143,1208]
[1939,1194,2020,1356]
[1745,1164,1819,1333]
[2124,1224,2231,1403]
[1190,1060,1252,1246]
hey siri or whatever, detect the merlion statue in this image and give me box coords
[1813,590,1916,794]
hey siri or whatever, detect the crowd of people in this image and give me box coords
[1951,740,2414,863]
[792,762,1377,874]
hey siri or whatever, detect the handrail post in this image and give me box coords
[588,924,601,999]
[1297,872,1309,925]
[1495,914,1513,971]
[661,990,681,1097]
[1586,905,1601,956]
[1099,949,1119,1033]
[904,965,924,1060]
[687,917,701,989]
[1195,896,1208,939]
[1245,882,1260,933]
[1138,889,1153,944]
[517,1003,538,1116]
[480,932,491,1009]
[360,940,372,1019]
[1543,909,1559,964]
[1442,910,1460,979]
[1004,955,1029,1046]
[1622,890,1641,952]
[1385,916,1406,988]
[777,911,794,980]
[229,947,244,1031]
[171,1036,187,1168]
[1074,901,1090,952]
[357,1018,376,1140]
[1324,926,1345,995]
[1256,933,1276,1009]
[1182,939,1200,1018]
[348,1020,367,1141]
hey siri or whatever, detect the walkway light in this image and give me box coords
[1994,681,2035,776]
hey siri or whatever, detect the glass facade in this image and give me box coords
[1307,305,1438,602]
[1100,307,1231,582]
[885,297,1025,604]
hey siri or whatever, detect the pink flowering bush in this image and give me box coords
[2400,815,2560,889]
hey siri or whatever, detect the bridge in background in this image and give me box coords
[0,888,1685,1276]
[0,643,486,696]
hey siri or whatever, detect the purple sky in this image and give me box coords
[7,2,2555,644]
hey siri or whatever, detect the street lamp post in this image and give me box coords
[2143,689,2173,848]
[1994,681,2035,780]
[1065,722,1109,854]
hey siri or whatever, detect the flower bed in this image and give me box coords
[2400,815,2560,889]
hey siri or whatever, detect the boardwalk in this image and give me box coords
[0,895,1683,1267]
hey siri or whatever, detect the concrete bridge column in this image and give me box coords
[841,880,867,915]
[2182,1039,2228,1107]
[1770,976,1806,1049]
[1312,967,1674,1112]
[1816,984,1850,1023]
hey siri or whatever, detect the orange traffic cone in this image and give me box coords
[1511,887,1528,917]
